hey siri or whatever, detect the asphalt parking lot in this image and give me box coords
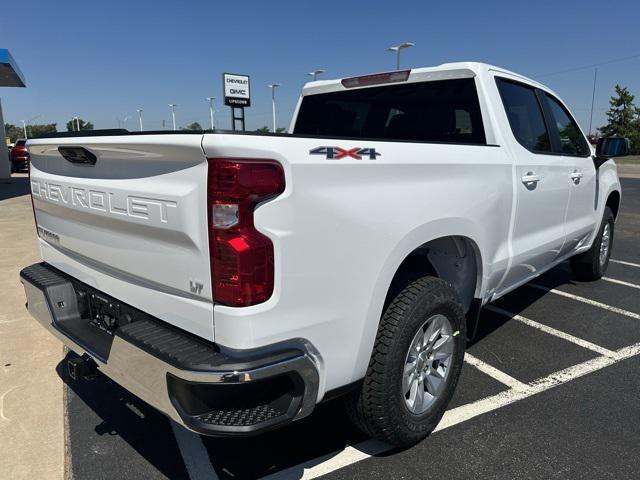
[4,174,640,479]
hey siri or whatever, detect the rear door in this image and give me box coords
[495,78,571,291]
[27,134,215,340]
[540,93,598,255]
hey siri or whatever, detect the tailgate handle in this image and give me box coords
[58,147,97,165]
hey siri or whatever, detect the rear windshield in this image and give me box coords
[15,140,26,146]
[294,78,486,144]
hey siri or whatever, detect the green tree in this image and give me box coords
[66,118,94,132]
[276,127,286,133]
[256,126,270,133]
[599,85,640,153]
[29,123,57,138]
[181,122,203,130]
[4,123,23,142]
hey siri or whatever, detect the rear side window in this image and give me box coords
[294,78,486,144]
[497,79,552,153]
[544,94,590,156]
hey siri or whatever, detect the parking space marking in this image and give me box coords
[261,440,389,480]
[603,277,640,290]
[170,420,220,480]
[463,353,529,390]
[611,259,640,269]
[528,283,640,320]
[265,342,640,480]
[486,305,616,357]
[436,342,640,433]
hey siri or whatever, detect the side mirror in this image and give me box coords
[594,137,630,168]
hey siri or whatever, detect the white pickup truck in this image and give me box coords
[21,62,628,447]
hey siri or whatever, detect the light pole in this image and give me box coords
[308,69,325,81]
[386,42,415,70]
[588,67,598,136]
[73,116,80,131]
[206,97,216,130]
[169,104,177,130]
[27,114,41,137]
[267,83,280,132]
[21,120,27,138]
[137,109,143,131]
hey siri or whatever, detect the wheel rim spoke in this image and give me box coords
[414,379,426,412]
[432,335,453,360]
[403,365,416,394]
[425,370,443,395]
[407,374,419,408]
[423,316,441,347]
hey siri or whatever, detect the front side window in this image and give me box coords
[294,78,486,144]
[497,79,552,153]
[544,94,590,156]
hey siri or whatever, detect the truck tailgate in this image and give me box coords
[27,135,214,340]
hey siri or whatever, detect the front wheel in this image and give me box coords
[570,206,615,281]
[344,276,466,447]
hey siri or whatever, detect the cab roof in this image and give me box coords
[301,62,548,96]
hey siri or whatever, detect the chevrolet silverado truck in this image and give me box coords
[21,62,628,447]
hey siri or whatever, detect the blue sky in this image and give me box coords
[1,0,639,133]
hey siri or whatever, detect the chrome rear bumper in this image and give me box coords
[20,263,320,436]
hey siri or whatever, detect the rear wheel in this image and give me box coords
[570,207,615,281]
[344,276,466,447]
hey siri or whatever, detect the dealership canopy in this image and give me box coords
[0,49,26,87]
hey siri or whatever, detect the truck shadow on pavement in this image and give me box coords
[57,358,192,480]
[57,352,368,479]
[0,176,30,201]
[470,264,581,345]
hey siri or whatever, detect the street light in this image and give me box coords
[386,42,415,70]
[267,83,280,132]
[206,97,216,130]
[307,69,325,81]
[21,120,27,139]
[137,109,143,131]
[26,114,41,137]
[169,104,177,130]
[73,115,80,131]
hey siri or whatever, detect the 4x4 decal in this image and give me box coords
[310,146,381,160]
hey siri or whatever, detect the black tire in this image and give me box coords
[570,207,615,281]
[344,276,466,447]
[10,163,16,173]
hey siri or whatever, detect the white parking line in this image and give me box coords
[435,342,640,433]
[611,259,640,269]
[528,283,640,320]
[265,342,640,479]
[486,305,616,357]
[603,277,640,290]
[261,440,389,480]
[170,420,220,480]
[463,353,529,390]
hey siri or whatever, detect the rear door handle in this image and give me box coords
[521,172,540,185]
[570,170,583,183]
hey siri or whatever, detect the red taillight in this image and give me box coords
[207,158,285,307]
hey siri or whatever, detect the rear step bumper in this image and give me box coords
[20,262,320,436]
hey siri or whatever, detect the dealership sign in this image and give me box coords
[223,73,251,107]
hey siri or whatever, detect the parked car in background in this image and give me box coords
[10,139,29,172]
